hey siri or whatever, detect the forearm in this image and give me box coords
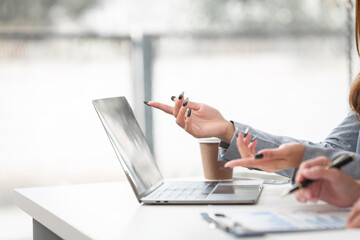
[219,110,360,179]
[222,110,360,156]
[302,145,360,180]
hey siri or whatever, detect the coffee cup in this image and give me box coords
[199,138,233,180]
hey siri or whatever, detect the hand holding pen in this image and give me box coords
[284,154,360,208]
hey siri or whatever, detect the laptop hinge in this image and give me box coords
[124,171,141,203]
[138,179,164,200]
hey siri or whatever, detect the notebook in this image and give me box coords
[93,96,263,204]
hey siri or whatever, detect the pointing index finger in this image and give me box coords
[147,101,174,115]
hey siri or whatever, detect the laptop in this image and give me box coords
[93,96,263,204]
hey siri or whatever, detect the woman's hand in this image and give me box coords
[224,142,305,172]
[347,198,360,228]
[234,130,257,159]
[294,156,360,208]
[147,93,235,142]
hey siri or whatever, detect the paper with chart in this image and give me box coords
[207,204,350,233]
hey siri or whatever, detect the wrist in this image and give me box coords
[219,120,235,143]
[294,144,306,168]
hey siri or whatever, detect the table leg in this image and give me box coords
[33,219,62,240]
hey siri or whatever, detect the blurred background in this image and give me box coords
[0,0,359,239]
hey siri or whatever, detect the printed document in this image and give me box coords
[203,204,350,237]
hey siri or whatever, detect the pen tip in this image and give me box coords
[281,190,290,198]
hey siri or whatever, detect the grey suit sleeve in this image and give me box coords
[299,111,360,179]
[302,145,360,179]
[218,110,360,179]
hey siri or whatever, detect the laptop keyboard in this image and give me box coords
[148,181,218,200]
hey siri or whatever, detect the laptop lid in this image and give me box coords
[93,97,163,202]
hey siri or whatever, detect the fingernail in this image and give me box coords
[143,101,150,106]
[178,91,184,100]
[187,108,192,117]
[183,97,189,107]
[255,153,264,159]
[243,127,250,138]
[251,136,257,142]
[171,96,176,101]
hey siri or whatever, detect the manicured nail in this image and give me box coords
[171,96,176,101]
[243,127,250,138]
[187,108,192,117]
[215,213,226,217]
[178,91,184,100]
[255,153,264,159]
[143,101,150,106]
[183,97,189,107]
[251,136,257,142]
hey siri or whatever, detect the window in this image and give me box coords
[0,1,356,238]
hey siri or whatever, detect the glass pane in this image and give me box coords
[151,1,352,178]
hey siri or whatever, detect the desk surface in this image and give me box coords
[14,181,360,240]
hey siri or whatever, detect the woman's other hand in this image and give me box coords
[234,129,257,159]
[224,142,305,172]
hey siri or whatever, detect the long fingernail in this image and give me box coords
[183,97,189,107]
[178,91,184,100]
[243,127,250,138]
[171,96,176,101]
[251,136,257,142]
[143,101,150,106]
[187,108,192,117]
[255,153,264,159]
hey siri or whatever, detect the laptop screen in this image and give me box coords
[93,97,163,197]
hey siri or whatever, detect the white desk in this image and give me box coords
[14,181,360,240]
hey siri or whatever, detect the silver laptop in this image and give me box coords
[93,96,263,204]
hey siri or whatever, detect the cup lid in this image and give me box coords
[198,137,221,143]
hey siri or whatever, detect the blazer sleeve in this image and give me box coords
[218,110,360,179]
[302,144,360,179]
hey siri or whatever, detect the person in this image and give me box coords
[146,1,360,180]
[146,1,360,228]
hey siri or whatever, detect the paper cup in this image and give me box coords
[199,138,233,180]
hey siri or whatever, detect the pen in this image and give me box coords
[282,153,355,197]
[204,213,255,236]
[206,213,239,232]
[207,213,231,231]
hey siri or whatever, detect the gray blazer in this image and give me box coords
[219,110,360,179]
